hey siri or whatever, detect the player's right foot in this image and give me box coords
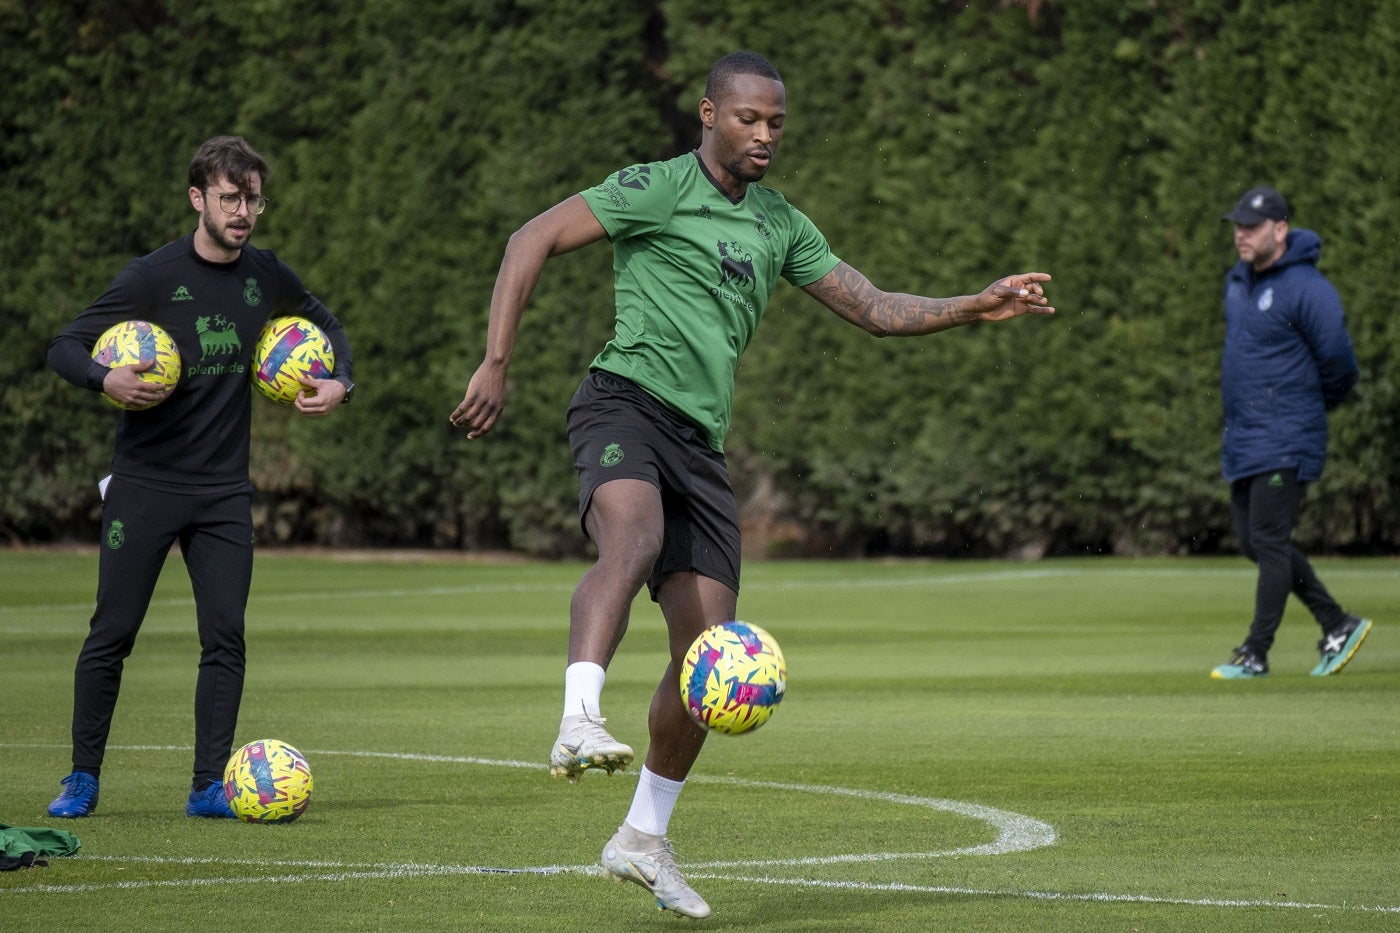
[602,824,711,919]
[1210,646,1269,680]
[47,771,100,818]
[549,714,633,782]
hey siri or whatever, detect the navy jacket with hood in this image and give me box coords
[1220,227,1358,483]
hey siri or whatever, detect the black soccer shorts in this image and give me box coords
[566,369,741,600]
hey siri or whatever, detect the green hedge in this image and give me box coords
[3,0,1396,555]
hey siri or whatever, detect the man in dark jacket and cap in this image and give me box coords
[1210,186,1371,680]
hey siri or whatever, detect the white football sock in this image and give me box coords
[562,661,606,721]
[624,766,685,838]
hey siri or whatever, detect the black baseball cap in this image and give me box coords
[1223,186,1289,224]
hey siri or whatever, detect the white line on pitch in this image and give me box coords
[5,562,1391,622]
[5,858,1398,914]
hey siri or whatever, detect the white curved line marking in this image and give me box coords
[688,775,1054,862]
[6,743,1395,914]
[299,749,1057,860]
[1,743,1048,877]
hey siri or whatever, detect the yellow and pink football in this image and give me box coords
[251,317,335,405]
[223,738,314,824]
[89,320,181,409]
[680,621,787,735]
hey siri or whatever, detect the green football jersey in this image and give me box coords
[581,151,840,451]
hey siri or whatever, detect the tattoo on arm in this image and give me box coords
[808,262,977,336]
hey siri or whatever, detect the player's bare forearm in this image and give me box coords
[803,263,977,335]
[448,276,527,436]
[803,262,1053,336]
[449,197,609,438]
[861,290,984,336]
[479,196,608,368]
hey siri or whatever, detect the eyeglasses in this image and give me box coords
[204,190,268,215]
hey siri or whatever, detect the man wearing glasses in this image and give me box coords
[44,136,354,819]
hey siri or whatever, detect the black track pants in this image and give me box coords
[71,476,253,787]
[1230,469,1347,656]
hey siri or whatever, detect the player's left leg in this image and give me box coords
[647,571,736,780]
[1273,482,1372,676]
[603,572,734,919]
[633,437,741,786]
[1271,474,1350,632]
[179,489,253,817]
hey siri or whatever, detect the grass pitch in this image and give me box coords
[1,550,1397,931]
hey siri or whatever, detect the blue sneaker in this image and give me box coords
[1211,646,1269,680]
[47,771,100,818]
[185,780,236,818]
[1311,617,1372,677]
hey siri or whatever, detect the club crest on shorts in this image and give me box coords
[600,442,624,467]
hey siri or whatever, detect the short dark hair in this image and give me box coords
[188,135,270,192]
[704,51,782,103]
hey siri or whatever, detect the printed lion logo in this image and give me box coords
[196,315,241,359]
[717,240,755,289]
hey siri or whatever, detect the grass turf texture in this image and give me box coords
[1,550,1397,931]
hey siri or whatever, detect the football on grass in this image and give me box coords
[89,320,181,409]
[680,621,786,735]
[251,316,335,405]
[223,738,314,823]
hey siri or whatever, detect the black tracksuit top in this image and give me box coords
[49,233,353,491]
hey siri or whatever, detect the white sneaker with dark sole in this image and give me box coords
[601,825,711,919]
[549,714,633,782]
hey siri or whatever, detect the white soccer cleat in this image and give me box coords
[601,825,711,919]
[549,714,633,782]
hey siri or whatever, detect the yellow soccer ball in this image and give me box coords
[680,621,787,735]
[251,317,335,405]
[89,320,181,409]
[223,738,314,824]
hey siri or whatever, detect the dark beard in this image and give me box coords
[202,210,250,254]
[725,156,768,185]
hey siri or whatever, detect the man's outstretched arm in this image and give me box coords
[802,261,1053,336]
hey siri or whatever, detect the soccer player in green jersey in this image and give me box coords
[450,50,1053,918]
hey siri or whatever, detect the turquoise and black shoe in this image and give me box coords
[1311,617,1372,677]
[47,771,100,818]
[1210,646,1269,680]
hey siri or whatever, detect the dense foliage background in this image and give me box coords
[3,0,1397,557]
